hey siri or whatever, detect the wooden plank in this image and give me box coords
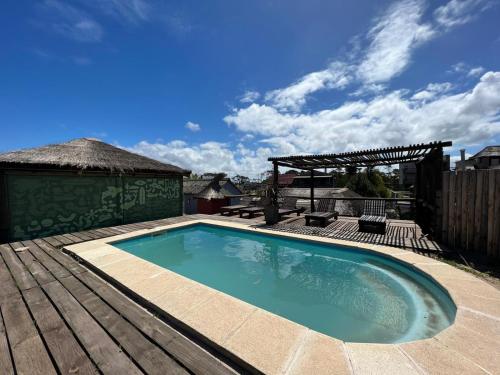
[0,255,20,305]
[15,246,55,286]
[441,171,449,242]
[69,231,94,242]
[74,230,101,240]
[83,230,107,239]
[487,170,496,257]
[76,271,237,375]
[41,279,142,375]
[454,172,463,250]
[0,305,14,375]
[460,171,468,250]
[479,170,490,254]
[93,228,121,237]
[491,171,500,258]
[0,244,38,291]
[52,235,74,246]
[466,170,476,251]
[32,239,87,275]
[60,233,84,244]
[22,287,98,375]
[447,172,456,247]
[2,295,57,375]
[41,236,64,248]
[473,170,485,252]
[59,276,188,375]
[21,240,72,280]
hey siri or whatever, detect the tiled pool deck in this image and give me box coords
[66,217,500,375]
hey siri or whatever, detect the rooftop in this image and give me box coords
[0,138,190,175]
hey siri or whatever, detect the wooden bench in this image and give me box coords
[278,197,304,219]
[239,206,264,218]
[305,199,338,227]
[220,204,250,216]
[358,200,387,234]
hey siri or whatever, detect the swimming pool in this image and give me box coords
[113,223,456,343]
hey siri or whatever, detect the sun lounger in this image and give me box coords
[239,206,264,218]
[278,197,304,219]
[220,197,253,216]
[305,199,338,227]
[358,199,387,234]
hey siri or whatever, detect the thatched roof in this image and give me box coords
[0,138,190,175]
[184,177,243,199]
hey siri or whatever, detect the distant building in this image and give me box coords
[455,146,500,170]
[399,162,417,187]
[183,177,243,214]
[470,146,500,169]
[289,175,334,188]
[269,172,335,188]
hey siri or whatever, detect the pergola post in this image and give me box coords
[310,169,315,212]
[272,161,279,206]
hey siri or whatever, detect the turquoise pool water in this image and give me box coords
[114,224,456,343]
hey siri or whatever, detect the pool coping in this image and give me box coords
[64,219,500,375]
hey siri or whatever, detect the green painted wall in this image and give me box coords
[6,174,182,241]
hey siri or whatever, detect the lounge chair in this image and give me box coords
[220,197,252,216]
[278,197,304,219]
[239,201,264,219]
[358,199,386,234]
[305,199,338,227]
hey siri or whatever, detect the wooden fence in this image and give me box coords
[441,169,500,259]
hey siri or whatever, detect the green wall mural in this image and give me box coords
[6,174,182,241]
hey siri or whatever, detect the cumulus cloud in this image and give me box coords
[227,72,500,154]
[127,140,272,177]
[185,121,201,132]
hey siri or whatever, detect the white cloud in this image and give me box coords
[265,61,352,111]
[41,0,103,42]
[434,0,491,29]
[226,72,500,156]
[126,72,500,178]
[240,90,260,103]
[357,0,434,84]
[185,121,201,132]
[468,66,486,77]
[127,140,272,177]
[411,82,454,101]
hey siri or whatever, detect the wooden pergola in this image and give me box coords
[268,141,452,234]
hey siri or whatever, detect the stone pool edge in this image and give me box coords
[64,219,500,375]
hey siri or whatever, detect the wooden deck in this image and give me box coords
[258,215,446,253]
[0,215,262,375]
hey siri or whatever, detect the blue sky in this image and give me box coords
[1,0,500,177]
